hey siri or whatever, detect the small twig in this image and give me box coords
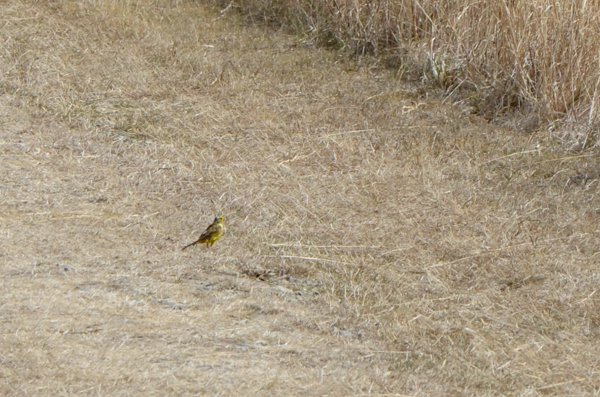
[274,255,353,266]
[426,234,589,269]
[219,1,234,14]
[537,379,584,391]
[268,243,382,249]
[323,129,374,138]
[478,149,540,166]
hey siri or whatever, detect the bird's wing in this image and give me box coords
[198,223,216,240]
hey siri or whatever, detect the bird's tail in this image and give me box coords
[182,242,195,251]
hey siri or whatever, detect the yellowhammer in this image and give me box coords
[182,216,225,250]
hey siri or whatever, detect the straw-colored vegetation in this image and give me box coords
[225,0,600,131]
[1,0,599,395]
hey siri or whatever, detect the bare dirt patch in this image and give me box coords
[1,1,599,395]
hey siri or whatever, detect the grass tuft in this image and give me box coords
[217,0,600,129]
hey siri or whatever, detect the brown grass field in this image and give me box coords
[1,1,599,395]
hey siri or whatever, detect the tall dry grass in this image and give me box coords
[222,0,600,128]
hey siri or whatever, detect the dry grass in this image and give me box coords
[223,0,600,129]
[1,0,600,395]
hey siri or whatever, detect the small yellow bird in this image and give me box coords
[182,216,225,250]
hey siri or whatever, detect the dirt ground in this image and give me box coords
[1,1,599,396]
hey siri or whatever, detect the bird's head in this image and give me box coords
[215,216,224,223]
